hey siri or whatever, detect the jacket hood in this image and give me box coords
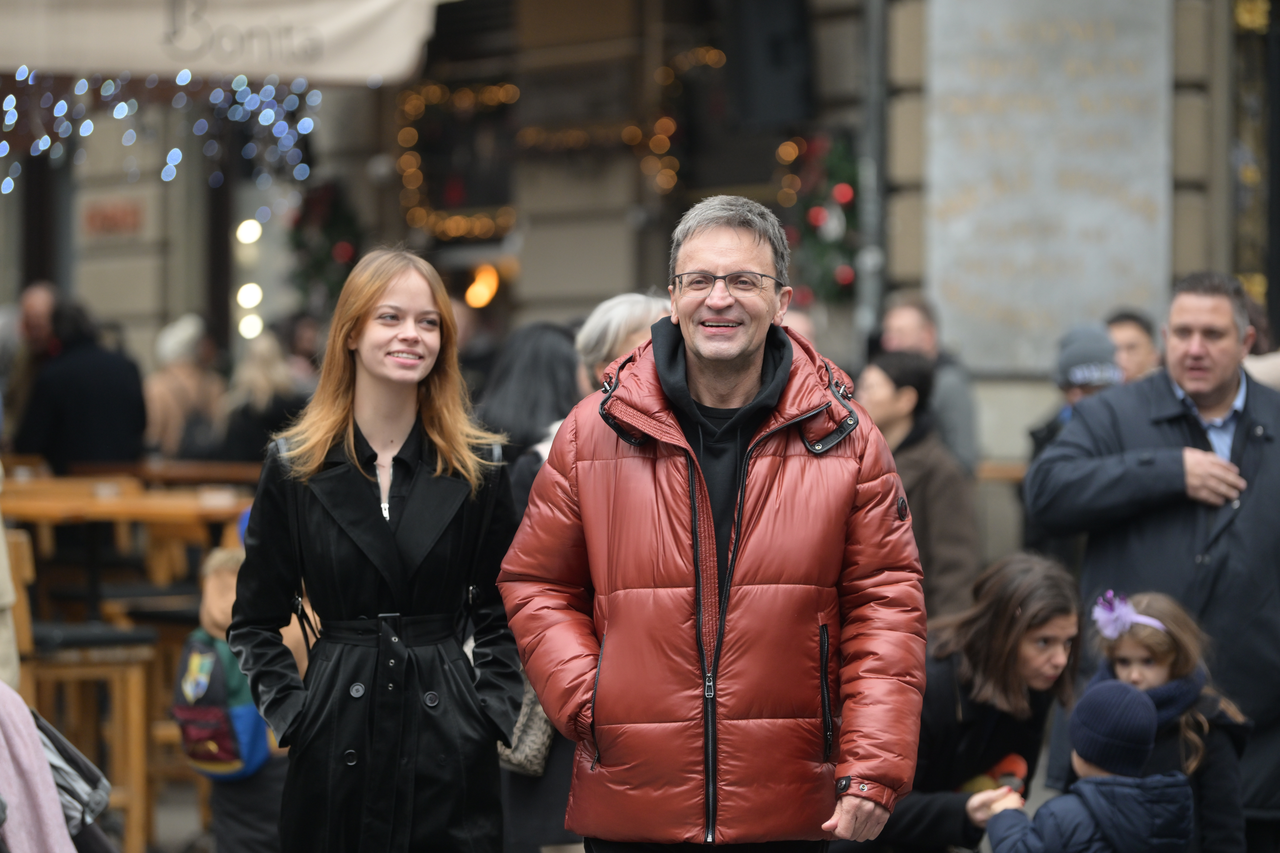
[1073,773,1193,853]
[599,321,858,452]
[650,318,791,438]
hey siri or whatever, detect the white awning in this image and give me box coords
[0,0,451,85]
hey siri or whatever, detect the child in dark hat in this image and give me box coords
[986,680,1193,853]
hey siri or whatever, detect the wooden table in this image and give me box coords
[976,459,1029,484]
[1,489,252,614]
[68,459,264,487]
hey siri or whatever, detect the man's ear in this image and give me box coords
[773,286,793,325]
[1244,325,1258,355]
[668,285,679,324]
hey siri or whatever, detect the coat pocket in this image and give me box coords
[820,624,833,763]
[590,632,606,769]
[286,653,332,748]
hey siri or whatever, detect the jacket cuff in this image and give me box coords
[270,689,308,749]
[835,776,898,813]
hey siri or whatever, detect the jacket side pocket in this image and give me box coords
[819,624,833,763]
[590,632,606,770]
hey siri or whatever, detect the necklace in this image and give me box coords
[381,502,390,522]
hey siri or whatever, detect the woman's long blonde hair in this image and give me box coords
[276,249,500,490]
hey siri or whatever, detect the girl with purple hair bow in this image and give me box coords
[1090,591,1250,853]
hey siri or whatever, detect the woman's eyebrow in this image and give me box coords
[375,303,440,316]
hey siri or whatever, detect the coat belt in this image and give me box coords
[320,613,456,853]
[320,613,457,647]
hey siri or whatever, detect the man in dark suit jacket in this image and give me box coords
[1025,272,1280,852]
[15,301,146,474]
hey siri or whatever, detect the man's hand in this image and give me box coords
[822,795,890,842]
[1184,447,1247,506]
[965,787,1018,829]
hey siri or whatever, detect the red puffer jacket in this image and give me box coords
[499,330,927,844]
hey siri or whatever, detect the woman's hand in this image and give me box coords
[989,789,1025,815]
[965,786,1020,828]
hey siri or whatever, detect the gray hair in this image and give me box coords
[668,195,790,288]
[1171,272,1251,341]
[155,313,205,366]
[575,293,669,369]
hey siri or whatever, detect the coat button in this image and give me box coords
[859,783,868,792]
[1232,499,1241,509]
[1195,555,1204,564]
[1256,425,1265,437]
[344,750,357,766]
[424,691,439,708]
[349,683,365,698]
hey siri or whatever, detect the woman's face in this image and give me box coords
[1016,613,1078,692]
[348,270,442,388]
[1111,636,1172,691]
[592,328,654,387]
[854,365,912,430]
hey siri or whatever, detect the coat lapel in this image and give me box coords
[309,461,408,602]
[1204,381,1275,549]
[395,457,471,578]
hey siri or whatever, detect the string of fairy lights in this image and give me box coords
[0,63,324,205]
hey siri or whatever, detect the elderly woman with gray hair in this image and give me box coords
[500,292,666,853]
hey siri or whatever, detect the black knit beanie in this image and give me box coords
[1070,680,1157,777]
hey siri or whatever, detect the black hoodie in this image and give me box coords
[650,319,792,595]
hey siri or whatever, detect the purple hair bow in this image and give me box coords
[1092,590,1166,640]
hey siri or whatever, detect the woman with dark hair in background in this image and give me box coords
[476,323,582,465]
[838,553,1079,853]
[856,350,980,619]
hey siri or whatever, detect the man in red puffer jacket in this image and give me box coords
[499,196,927,852]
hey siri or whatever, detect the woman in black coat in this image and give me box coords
[228,249,523,853]
[838,553,1080,853]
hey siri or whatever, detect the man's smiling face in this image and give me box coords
[668,225,791,371]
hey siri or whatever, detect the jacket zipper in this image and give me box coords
[820,624,833,762]
[590,632,607,769]
[693,404,831,844]
[683,450,716,842]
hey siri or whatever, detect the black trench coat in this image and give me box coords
[229,432,522,853]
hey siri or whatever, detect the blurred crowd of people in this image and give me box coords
[0,286,320,472]
[3,198,1280,853]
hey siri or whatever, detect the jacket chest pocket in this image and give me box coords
[819,624,834,762]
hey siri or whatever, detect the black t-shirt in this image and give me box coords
[692,401,747,596]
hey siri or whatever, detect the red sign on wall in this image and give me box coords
[83,201,143,237]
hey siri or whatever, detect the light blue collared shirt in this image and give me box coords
[1172,369,1248,460]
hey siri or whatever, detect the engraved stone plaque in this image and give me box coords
[925,1,1171,374]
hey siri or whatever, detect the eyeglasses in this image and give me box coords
[671,271,783,297]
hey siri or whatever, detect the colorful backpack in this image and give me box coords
[171,627,271,780]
